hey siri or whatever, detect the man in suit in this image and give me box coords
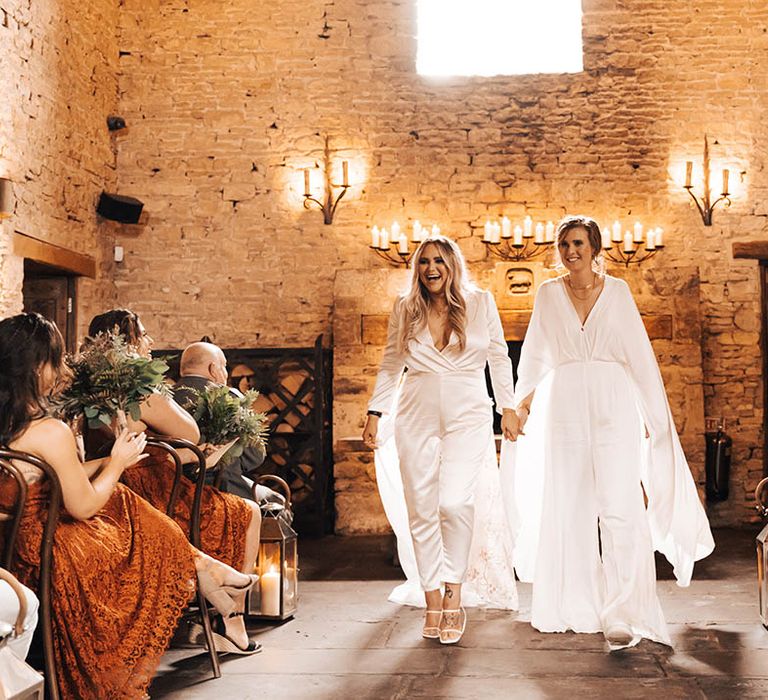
[173,341,284,505]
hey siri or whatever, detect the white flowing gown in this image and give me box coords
[505,275,714,646]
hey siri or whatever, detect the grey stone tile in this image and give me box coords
[663,648,768,678]
[698,678,768,700]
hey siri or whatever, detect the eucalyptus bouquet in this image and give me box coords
[185,385,268,466]
[56,331,172,431]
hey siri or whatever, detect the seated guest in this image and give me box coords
[0,570,38,661]
[0,314,260,698]
[173,342,283,505]
[85,310,262,648]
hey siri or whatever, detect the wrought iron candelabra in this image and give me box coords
[683,135,731,226]
[600,221,665,267]
[303,136,349,225]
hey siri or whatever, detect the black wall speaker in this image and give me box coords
[97,192,144,224]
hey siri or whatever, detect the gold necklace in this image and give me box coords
[567,274,599,300]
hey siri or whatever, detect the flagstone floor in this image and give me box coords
[150,528,768,699]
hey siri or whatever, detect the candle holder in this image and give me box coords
[368,221,438,267]
[601,222,665,267]
[303,135,350,225]
[683,135,732,227]
[481,217,553,262]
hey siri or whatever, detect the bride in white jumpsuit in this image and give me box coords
[510,215,714,649]
[363,234,518,644]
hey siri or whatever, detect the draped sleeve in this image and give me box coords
[614,279,715,586]
[514,280,558,405]
[368,297,407,416]
[483,290,515,411]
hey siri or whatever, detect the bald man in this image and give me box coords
[174,342,282,504]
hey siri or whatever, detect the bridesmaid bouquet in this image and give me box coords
[56,331,171,430]
[184,385,268,466]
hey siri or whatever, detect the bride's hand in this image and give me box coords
[501,409,520,441]
[362,415,379,449]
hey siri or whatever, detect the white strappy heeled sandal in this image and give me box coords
[422,609,443,639]
[439,607,466,645]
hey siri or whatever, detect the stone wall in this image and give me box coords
[0,0,120,332]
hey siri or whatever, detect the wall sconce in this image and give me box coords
[369,220,439,266]
[302,135,349,225]
[683,135,731,226]
[600,220,665,267]
[482,216,553,261]
[0,177,14,219]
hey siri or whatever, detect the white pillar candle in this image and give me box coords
[484,220,492,242]
[646,230,656,250]
[545,221,555,243]
[523,215,533,238]
[612,220,622,242]
[380,228,390,250]
[601,230,611,249]
[501,216,512,238]
[685,161,693,188]
[623,232,634,253]
[534,222,544,243]
[513,225,523,246]
[492,222,501,243]
[722,168,730,195]
[371,225,380,248]
[412,220,423,242]
[655,227,664,246]
[303,169,311,196]
[398,234,408,254]
[633,221,643,243]
[391,221,401,239]
[260,570,281,616]
[342,161,349,187]
[431,224,440,236]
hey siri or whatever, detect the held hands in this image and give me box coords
[111,428,149,470]
[362,414,379,449]
[501,409,521,442]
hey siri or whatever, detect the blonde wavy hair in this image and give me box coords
[397,235,475,354]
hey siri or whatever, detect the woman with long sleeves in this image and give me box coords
[362,235,518,644]
[510,215,714,649]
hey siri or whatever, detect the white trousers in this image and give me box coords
[394,370,493,591]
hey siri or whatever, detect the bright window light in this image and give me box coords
[417,0,584,77]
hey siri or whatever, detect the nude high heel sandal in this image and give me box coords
[439,607,466,645]
[422,610,443,639]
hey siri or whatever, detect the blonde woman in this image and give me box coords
[363,235,518,644]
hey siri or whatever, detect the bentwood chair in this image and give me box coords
[0,449,63,700]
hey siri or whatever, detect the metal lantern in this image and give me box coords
[248,475,298,620]
[755,477,768,628]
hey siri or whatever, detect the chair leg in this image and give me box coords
[196,587,221,679]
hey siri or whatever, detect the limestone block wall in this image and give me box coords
[0,0,120,332]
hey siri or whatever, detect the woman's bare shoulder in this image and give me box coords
[11,417,75,456]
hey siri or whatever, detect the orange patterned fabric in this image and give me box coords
[121,447,251,571]
[0,478,197,700]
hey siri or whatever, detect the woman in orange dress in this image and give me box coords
[85,310,262,592]
[0,313,259,699]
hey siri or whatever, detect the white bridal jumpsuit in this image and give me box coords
[509,275,714,646]
[369,288,516,602]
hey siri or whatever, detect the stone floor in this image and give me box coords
[150,528,768,699]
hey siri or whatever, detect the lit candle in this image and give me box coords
[655,227,664,247]
[646,229,656,250]
[342,161,349,187]
[391,221,400,239]
[633,221,643,243]
[484,220,492,242]
[501,216,512,238]
[380,228,390,250]
[303,169,311,196]
[722,168,729,195]
[601,229,611,249]
[431,224,440,236]
[513,225,523,246]
[412,220,423,242]
[611,220,622,243]
[545,221,555,243]
[260,568,281,616]
[398,234,409,255]
[492,222,501,243]
[371,225,380,248]
[534,222,544,243]
[623,232,634,253]
[685,161,693,188]
[523,215,533,238]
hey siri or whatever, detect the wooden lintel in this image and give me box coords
[12,231,96,277]
[733,241,768,260]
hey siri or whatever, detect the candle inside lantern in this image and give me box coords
[646,229,656,250]
[398,234,408,254]
[722,168,729,195]
[545,221,555,243]
[685,161,693,188]
[502,216,512,239]
[611,220,622,243]
[412,220,423,242]
[513,225,523,246]
[623,232,634,253]
[303,169,311,196]
[633,221,643,243]
[484,220,492,242]
[523,216,533,238]
[342,161,349,187]
[380,228,390,250]
[260,568,281,617]
[534,222,544,243]
[370,225,380,248]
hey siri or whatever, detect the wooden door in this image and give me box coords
[22,265,76,352]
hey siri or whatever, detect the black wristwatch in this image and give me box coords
[367,410,382,417]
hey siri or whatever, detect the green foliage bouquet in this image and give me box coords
[56,331,172,431]
[186,385,268,466]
